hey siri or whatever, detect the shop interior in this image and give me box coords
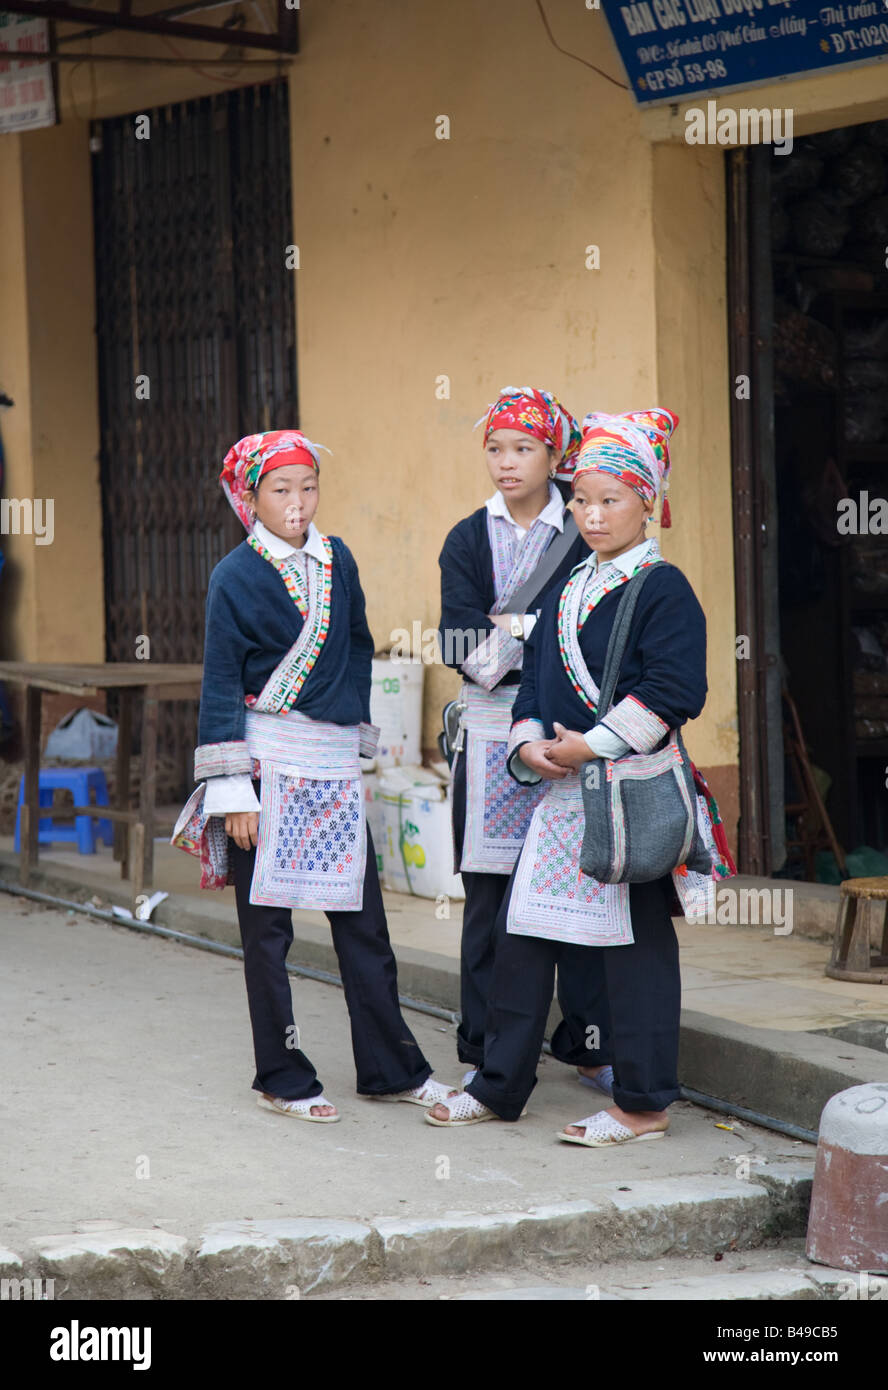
[769,117,888,881]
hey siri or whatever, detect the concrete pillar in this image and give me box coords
[807,1082,888,1272]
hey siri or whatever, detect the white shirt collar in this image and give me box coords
[253,517,327,563]
[485,482,565,536]
[574,534,659,577]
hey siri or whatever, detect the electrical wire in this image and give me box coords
[533,0,628,91]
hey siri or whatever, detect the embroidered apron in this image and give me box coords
[506,539,718,945]
[454,683,546,874]
[453,508,559,875]
[172,710,367,911]
[172,531,366,911]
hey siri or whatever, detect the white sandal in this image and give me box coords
[368,1077,458,1109]
[257,1092,340,1123]
[557,1110,667,1147]
[424,1091,498,1127]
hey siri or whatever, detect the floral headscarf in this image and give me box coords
[476,387,582,481]
[219,430,330,531]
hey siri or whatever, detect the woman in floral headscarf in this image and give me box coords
[173,430,456,1122]
[428,407,735,1140]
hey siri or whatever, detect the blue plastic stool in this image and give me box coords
[15,768,113,855]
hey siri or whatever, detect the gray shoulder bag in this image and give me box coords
[578,566,714,884]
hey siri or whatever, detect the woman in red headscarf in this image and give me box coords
[437,387,604,1094]
[428,408,734,1139]
[172,430,456,1122]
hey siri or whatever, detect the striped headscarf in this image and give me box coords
[573,408,678,527]
[220,430,330,531]
[476,387,582,481]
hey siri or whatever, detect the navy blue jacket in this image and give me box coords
[197,535,373,749]
[511,561,708,745]
[438,506,589,686]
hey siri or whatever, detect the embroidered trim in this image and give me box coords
[507,717,546,756]
[462,626,523,690]
[194,740,252,779]
[458,685,543,873]
[358,721,380,759]
[249,534,334,713]
[601,693,670,754]
[487,510,556,614]
[248,532,309,615]
[557,539,662,712]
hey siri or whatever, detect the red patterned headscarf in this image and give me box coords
[219,430,330,531]
[573,408,679,527]
[476,386,582,481]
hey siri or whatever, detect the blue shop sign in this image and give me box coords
[601,0,888,105]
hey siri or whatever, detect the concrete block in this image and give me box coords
[807,1082,888,1272]
[0,1248,23,1275]
[588,1176,773,1259]
[374,1202,616,1278]
[30,1229,189,1300]
[194,1219,375,1298]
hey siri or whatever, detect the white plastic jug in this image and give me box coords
[378,766,464,901]
[370,656,424,768]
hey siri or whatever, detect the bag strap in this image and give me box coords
[506,510,580,614]
[595,563,664,718]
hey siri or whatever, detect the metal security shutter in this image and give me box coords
[92,80,297,795]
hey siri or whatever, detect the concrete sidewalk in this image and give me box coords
[1,892,821,1298]
[1,834,884,1040]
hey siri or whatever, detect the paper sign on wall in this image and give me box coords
[0,15,56,134]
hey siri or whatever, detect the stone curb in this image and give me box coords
[0,1164,814,1301]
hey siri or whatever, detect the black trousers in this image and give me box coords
[466,872,681,1120]
[451,750,601,1069]
[230,818,431,1101]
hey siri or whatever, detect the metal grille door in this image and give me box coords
[92,81,297,794]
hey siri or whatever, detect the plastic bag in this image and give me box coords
[44,708,118,761]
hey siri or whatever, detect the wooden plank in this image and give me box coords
[114,688,133,871]
[143,682,203,701]
[20,686,42,887]
[129,822,145,914]
[139,695,159,890]
[0,662,203,690]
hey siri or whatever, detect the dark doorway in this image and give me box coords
[730,120,888,881]
[91,79,298,797]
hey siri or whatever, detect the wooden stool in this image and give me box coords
[826,877,888,984]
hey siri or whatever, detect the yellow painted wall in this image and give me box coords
[289,0,664,743]
[21,118,103,661]
[0,120,102,663]
[0,134,35,660]
[2,0,884,764]
[652,139,737,771]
